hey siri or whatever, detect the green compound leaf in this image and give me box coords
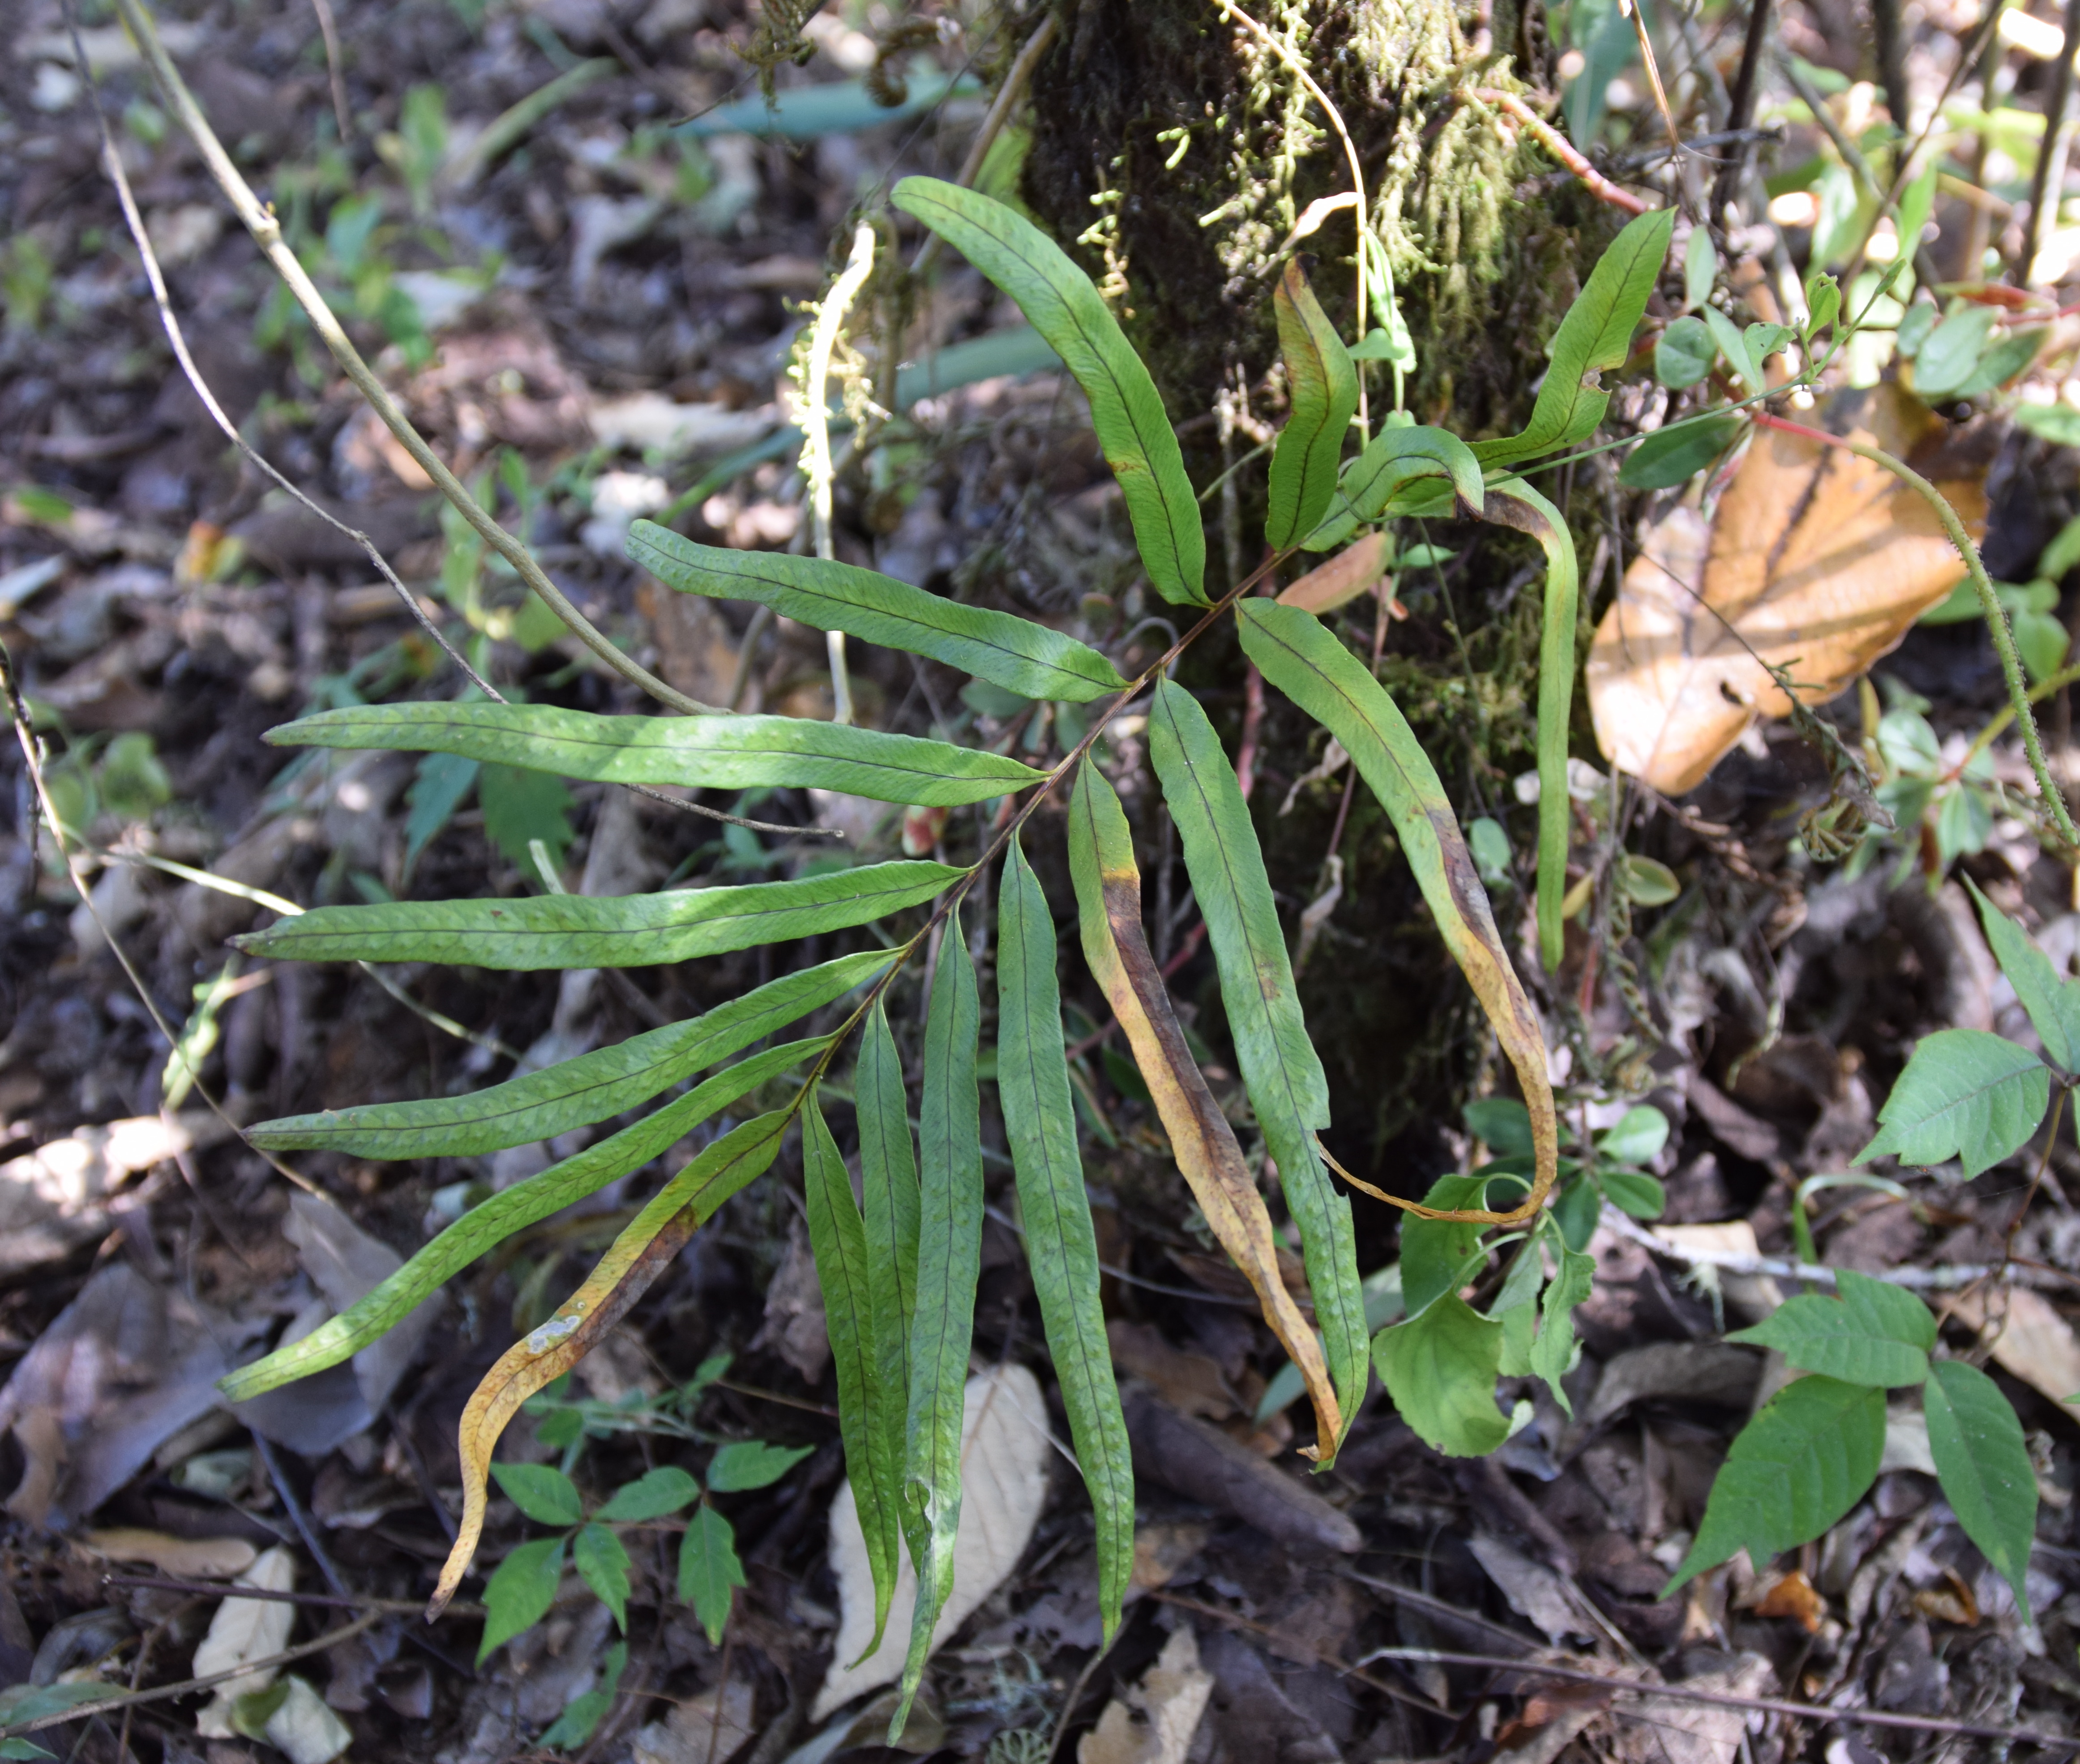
[891,177,1206,607]
[593,1466,699,1521]
[250,949,890,1157]
[996,839,1133,1637]
[1302,425,1486,551]
[803,1094,902,1656]
[856,998,920,1566]
[490,1461,582,1527]
[537,1640,625,1751]
[679,1503,744,1644]
[1235,601,1560,1214]
[1266,260,1360,550]
[1856,1028,2051,1178]
[239,861,965,970]
[1147,678,1367,1453]
[1967,878,2080,1074]
[1665,1375,1886,1595]
[1479,480,1579,972]
[478,1535,566,1663]
[574,1523,631,1631]
[219,1038,820,1401]
[897,922,984,1727]
[1529,1242,1596,1412]
[1372,1293,1512,1457]
[1618,412,1742,488]
[1477,205,1674,467]
[270,702,1048,808]
[706,1440,814,1493]
[631,524,1128,703]
[1925,1359,2038,1623]
[1727,1269,1935,1388]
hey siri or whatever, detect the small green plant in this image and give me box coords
[475,1434,807,1747]
[1665,880,2063,1616]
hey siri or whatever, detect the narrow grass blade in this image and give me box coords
[895,922,984,1726]
[996,838,1133,1635]
[1480,480,1579,972]
[856,998,920,1538]
[630,524,1127,703]
[1147,679,1366,1455]
[426,1105,797,1619]
[239,861,964,970]
[803,1092,903,1657]
[891,177,1206,608]
[1265,261,1360,550]
[1066,762,1342,1453]
[1234,600,1559,1221]
[250,949,891,1157]
[220,1038,822,1401]
[270,703,1049,807]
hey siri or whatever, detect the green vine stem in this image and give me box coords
[1749,410,2080,850]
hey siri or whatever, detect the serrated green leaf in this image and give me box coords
[631,525,1126,702]
[679,1503,743,1644]
[1234,599,1560,1209]
[891,177,1206,606]
[1479,481,1579,972]
[271,703,1049,807]
[251,950,890,1157]
[1475,206,1675,467]
[479,1535,566,1662]
[1147,679,1366,1451]
[1530,1242,1595,1411]
[1727,1269,1934,1387]
[997,839,1133,1636]
[1856,1028,2050,1177]
[491,1460,582,1526]
[239,861,964,970]
[897,922,984,1723]
[1925,1359,2038,1623]
[574,1523,631,1629]
[1266,261,1360,550]
[481,763,574,869]
[856,997,920,1580]
[1373,1293,1512,1456]
[706,1439,814,1492]
[1966,878,2080,1073]
[1619,412,1742,487]
[537,1640,625,1751]
[803,1094,902,1656]
[219,1038,819,1401]
[1664,1376,1885,1594]
[1304,425,1485,550]
[593,1465,700,1521]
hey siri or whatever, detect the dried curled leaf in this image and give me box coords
[1066,762,1341,1456]
[1587,385,1993,794]
[426,1109,794,1618]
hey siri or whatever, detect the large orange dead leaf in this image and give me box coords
[1587,385,1994,794]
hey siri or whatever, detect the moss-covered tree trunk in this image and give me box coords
[1019,0,1615,1220]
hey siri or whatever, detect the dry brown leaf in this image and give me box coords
[813,1365,1051,1721]
[1754,1569,1826,1631]
[1948,1287,2080,1413]
[79,1528,257,1580]
[1106,1319,1237,1419]
[1076,1626,1213,1764]
[1587,385,1992,793]
[1276,532,1387,615]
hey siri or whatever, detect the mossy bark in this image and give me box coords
[1019,0,1613,1200]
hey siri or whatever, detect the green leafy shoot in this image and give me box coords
[1855,1028,2051,1177]
[1925,1359,2039,1622]
[680,1502,745,1644]
[1727,1269,1935,1387]
[707,1439,815,1492]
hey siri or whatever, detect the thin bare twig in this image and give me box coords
[1464,89,1650,216]
[102,1576,482,1617]
[111,0,721,718]
[0,1613,386,1740]
[308,0,351,138]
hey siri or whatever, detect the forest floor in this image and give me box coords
[2,0,2079,1761]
